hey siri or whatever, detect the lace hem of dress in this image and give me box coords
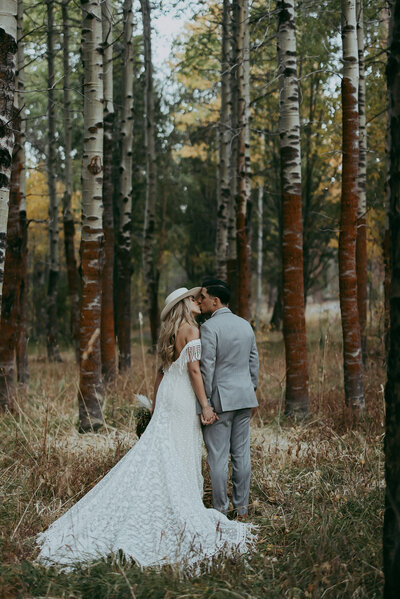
[36,521,258,577]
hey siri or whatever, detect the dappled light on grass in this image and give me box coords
[0,324,384,597]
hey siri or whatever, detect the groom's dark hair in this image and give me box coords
[202,278,230,305]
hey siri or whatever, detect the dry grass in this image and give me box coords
[0,321,384,598]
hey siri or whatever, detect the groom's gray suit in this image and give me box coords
[199,307,259,516]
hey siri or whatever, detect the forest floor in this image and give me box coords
[0,317,384,598]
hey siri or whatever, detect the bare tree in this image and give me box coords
[339,0,365,410]
[116,0,134,369]
[236,0,251,320]
[356,0,367,364]
[215,0,231,280]
[62,0,80,363]
[78,0,104,432]
[101,0,116,382]
[15,0,28,384]
[0,0,17,318]
[141,0,159,348]
[383,1,400,596]
[46,0,62,362]
[277,0,309,416]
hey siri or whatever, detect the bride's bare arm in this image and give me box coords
[175,324,216,424]
[152,368,163,412]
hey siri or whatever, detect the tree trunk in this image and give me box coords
[277,0,309,417]
[383,1,400,596]
[227,0,239,311]
[15,0,28,385]
[116,0,134,370]
[339,0,365,409]
[78,0,104,432]
[0,1,17,318]
[236,0,251,320]
[255,180,263,330]
[356,0,367,364]
[216,0,230,280]
[62,0,80,363]
[141,0,159,349]
[384,2,393,354]
[46,0,62,362]
[0,105,21,410]
[101,0,116,382]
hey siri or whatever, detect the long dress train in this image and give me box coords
[36,339,256,571]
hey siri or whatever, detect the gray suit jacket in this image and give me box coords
[198,307,259,413]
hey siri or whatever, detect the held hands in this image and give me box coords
[201,405,218,426]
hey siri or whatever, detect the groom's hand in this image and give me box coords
[201,405,218,426]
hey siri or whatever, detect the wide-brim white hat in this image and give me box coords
[160,287,201,321]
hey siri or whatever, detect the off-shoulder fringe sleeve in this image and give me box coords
[178,339,201,371]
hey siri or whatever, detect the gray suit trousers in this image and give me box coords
[202,408,251,516]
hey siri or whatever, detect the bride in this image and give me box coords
[36,287,256,572]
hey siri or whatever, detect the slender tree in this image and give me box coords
[383,1,400,596]
[215,0,231,280]
[227,0,239,311]
[62,0,80,363]
[0,0,17,318]
[78,0,104,432]
[116,0,134,370]
[339,0,364,409]
[277,0,309,416]
[255,155,264,330]
[46,0,62,362]
[356,0,367,364]
[384,2,393,352]
[0,103,22,409]
[101,0,116,382]
[15,0,28,384]
[236,0,251,320]
[141,0,159,348]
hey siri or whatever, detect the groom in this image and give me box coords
[198,278,259,519]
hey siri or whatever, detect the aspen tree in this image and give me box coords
[46,0,62,362]
[356,0,367,364]
[101,0,116,381]
[216,0,230,280]
[141,0,159,348]
[62,0,80,363]
[339,0,365,409]
[78,0,104,432]
[0,0,17,318]
[384,1,400,596]
[277,0,309,416]
[116,0,134,369]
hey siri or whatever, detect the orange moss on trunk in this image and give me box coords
[339,76,364,409]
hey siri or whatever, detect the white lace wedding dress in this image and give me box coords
[36,339,256,572]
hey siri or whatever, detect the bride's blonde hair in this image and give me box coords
[158,297,198,369]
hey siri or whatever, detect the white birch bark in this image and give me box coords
[255,182,264,330]
[116,0,134,369]
[46,0,62,361]
[216,0,231,280]
[141,0,159,346]
[236,0,251,318]
[62,0,72,224]
[0,0,17,316]
[357,0,366,221]
[16,0,24,212]
[81,0,103,247]
[277,0,309,415]
[78,0,104,431]
[119,0,134,259]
